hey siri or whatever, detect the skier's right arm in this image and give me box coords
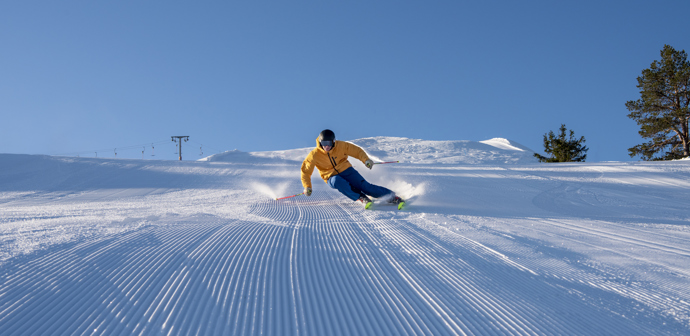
[301,157,314,194]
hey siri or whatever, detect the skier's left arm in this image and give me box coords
[343,142,373,168]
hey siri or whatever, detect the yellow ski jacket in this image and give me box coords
[301,138,371,189]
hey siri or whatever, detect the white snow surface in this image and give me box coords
[1,137,690,335]
[202,137,538,165]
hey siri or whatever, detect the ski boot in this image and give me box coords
[358,195,373,209]
[388,196,405,210]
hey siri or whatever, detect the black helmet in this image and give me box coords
[318,129,335,147]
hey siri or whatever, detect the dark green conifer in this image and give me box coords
[626,45,690,160]
[534,124,588,162]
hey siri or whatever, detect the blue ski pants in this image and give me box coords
[327,167,393,201]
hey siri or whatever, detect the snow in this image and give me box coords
[1,136,689,335]
[479,138,530,152]
[201,137,538,165]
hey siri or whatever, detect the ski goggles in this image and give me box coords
[320,140,334,147]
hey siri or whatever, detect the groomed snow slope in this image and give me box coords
[1,138,689,335]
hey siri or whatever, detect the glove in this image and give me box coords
[365,159,374,169]
[304,187,312,196]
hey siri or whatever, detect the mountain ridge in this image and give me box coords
[201,136,537,164]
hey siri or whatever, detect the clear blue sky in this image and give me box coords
[2,1,689,161]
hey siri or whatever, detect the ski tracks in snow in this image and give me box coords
[0,190,687,335]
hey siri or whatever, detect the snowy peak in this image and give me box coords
[349,136,537,165]
[201,136,537,164]
[479,138,531,152]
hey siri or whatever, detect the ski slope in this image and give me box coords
[1,137,689,335]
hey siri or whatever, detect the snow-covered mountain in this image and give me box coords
[1,139,690,335]
[201,136,538,164]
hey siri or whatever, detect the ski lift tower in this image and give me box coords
[171,136,189,160]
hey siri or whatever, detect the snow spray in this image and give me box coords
[251,182,290,200]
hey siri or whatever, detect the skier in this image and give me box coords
[301,129,404,209]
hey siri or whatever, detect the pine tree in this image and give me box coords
[626,45,690,160]
[534,124,588,162]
